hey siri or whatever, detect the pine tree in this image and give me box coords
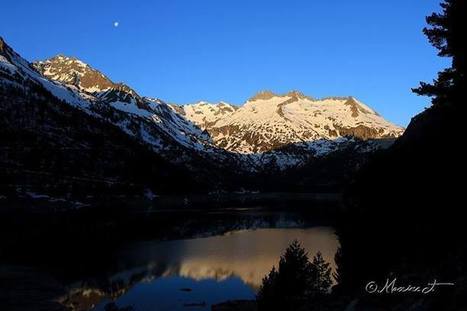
[310,251,332,295]
[256,240,332,311]
[256,267,279,311]
[413,0,465,106]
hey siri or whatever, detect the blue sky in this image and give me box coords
[1,0,448,126]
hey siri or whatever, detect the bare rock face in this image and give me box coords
[0,37,5,52]
[249,90,277,101]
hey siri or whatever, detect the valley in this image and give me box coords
[0,36,404,202]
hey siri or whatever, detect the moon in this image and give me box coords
[113,21,119,27]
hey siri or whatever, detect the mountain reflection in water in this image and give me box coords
[65,227,339,311]
[119,227,339,288]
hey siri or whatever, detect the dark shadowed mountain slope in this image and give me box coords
[0,37,220,202]
[0,70,208,200]
[335,1,466,309]
[332,102,467,311]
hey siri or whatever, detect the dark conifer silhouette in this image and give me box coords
[256,240,332,311]
[310,252,332,295]
[413,0,465,106]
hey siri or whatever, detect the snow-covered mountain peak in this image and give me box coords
[248,90,278,101]
[247,90,315,103]
[179,90,404,153]
[186,100,237,108]
[284,90,312,99]
[179,100,238,129]
[51,55,88,67]
[33,55,162,115]
[0,40,218,157]
[33,55,115,93]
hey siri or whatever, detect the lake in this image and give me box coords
[1,205,340,311]
[57,226,339,311]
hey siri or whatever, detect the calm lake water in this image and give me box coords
[70,227,340,311]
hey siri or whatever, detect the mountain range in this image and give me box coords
[180,92,401,153]
[0,36,404,199]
